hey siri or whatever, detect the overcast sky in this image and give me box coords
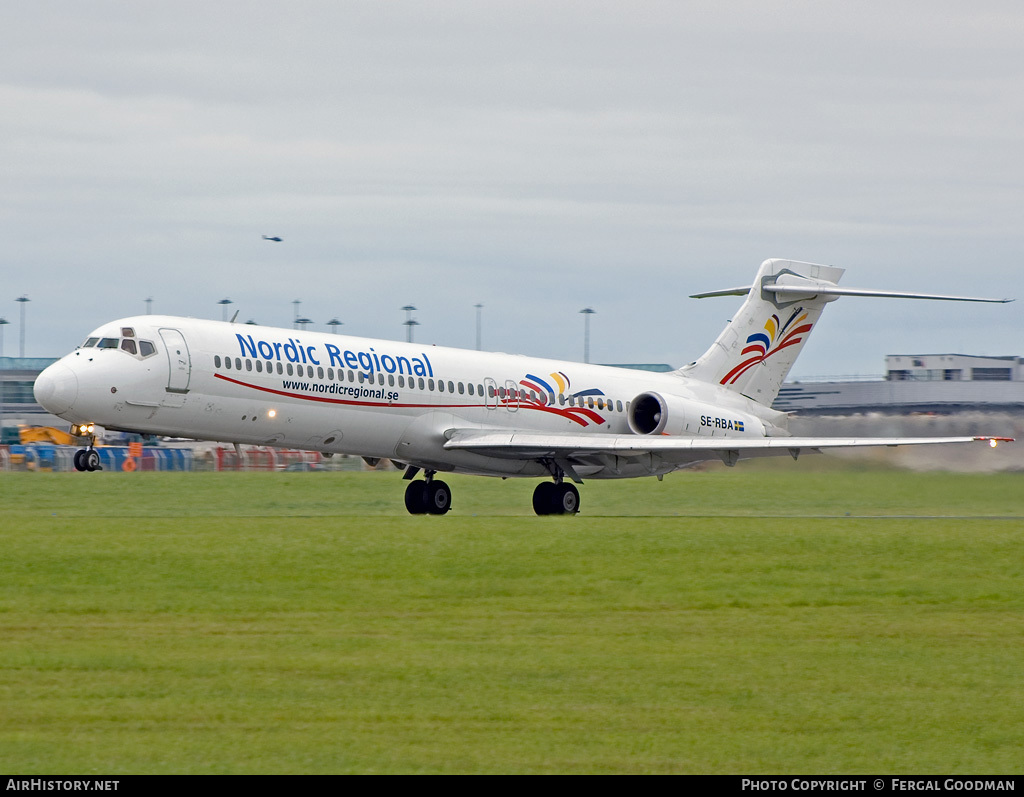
[2,1,1021,376]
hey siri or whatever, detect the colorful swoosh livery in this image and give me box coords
[720,307,812,385]
[515,372,607,427]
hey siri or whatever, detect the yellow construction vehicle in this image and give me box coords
[19,426,86,446]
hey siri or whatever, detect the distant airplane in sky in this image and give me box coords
[262,236,283,242]
[34,259,1013,515]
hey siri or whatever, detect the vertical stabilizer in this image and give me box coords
[680,259,844,405]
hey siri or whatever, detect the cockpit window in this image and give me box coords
[121,327,135,337]
[83,337,99,348]
[98,338,119,348]
[121,339,138,355]
[139,340,155,357]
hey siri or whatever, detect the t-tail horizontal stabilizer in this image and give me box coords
[680,259,1012,407]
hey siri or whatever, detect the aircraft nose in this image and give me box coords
[34,363,79,416]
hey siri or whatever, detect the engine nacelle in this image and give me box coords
[628,391,766,437]
[627,391,688,436]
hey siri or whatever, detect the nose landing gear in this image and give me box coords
[73,447,102,472]
[73,427,102,472]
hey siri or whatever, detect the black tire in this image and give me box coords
[74,450,87,472]
[532,482,557,515]
[555,483,580,515]
[84,450,101,472]
[425,480,452,515]
[404,481,428,514]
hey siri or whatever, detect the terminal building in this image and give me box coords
[774,354,1024,415]
[0,357,58,443]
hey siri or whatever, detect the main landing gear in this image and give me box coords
[532,481,580,516]
[400,465,581,516]
[404,471,452,515]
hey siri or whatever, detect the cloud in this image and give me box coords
[2,2,1021,372]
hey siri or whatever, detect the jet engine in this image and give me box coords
[627,391,687,435]
[628,391,766,437]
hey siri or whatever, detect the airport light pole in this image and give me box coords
[292,300,301,330]
[580,307,596,364]
[402,305,418,343]
[16,296,30,358]
[218,298,233,322]
[327,318,343,334]
[0,318,5,443]
[145,297,153,315]
[474,303,483,351]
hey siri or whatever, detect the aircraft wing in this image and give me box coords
[444,429,1012,471]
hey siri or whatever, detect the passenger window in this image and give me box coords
[286,363,293,376]
[388,374,395,387]
[478,384,484,396]
[215,355,222,368]
[617,400,623,412]
[468,383,474,396]
[448,381,455,393]
[358,372,364,383]
[378,373,384,385]
[120,339,137,355]
[225,357,232,370]
[121,328,135,337]
[587,397,594,409]
[439,380,445,393]
[596,398,604,410]
[246,359,253,372]
[398,376,405,387]
[235,358,242,370]
[327,368,334,380]
[458,382,465,395]
[428,379,435,391]
[255,360,263,373]
[348,370,355,382]
[419,378,425,390]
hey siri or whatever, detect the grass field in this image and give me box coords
[2,462,1022,774]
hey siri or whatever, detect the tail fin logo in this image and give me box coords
[720,306,812,385]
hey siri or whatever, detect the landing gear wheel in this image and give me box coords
[425,480,452,515]
[532,482,580,515]
[532,482,558,515]
[74,450,87,472]
[405,481,429,514]
[555,483,580,514]
[84,450,101,472]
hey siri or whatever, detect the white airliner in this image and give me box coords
[34,259,1013,515]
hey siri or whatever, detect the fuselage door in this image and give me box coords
[159,328,192,395]
[504,379,519,413]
